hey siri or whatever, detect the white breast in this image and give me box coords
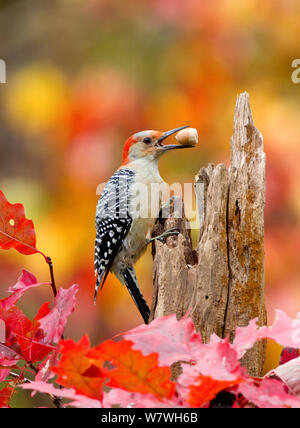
[117,158,165,265]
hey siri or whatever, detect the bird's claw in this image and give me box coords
[147,227,180,244]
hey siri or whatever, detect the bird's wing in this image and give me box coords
[94,168,135,299]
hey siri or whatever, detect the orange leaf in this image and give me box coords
[88,339,176,400]
[53,336,175,402]
[188,375,242,407]
[51,335,106,400]
[0,190,37,255]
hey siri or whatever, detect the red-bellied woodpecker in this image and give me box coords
[94,126,193,324]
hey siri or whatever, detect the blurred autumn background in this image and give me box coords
[0,0,300,401]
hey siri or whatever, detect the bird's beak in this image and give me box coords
[156,125,193,151]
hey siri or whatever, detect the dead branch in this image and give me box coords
[151,92,267,377]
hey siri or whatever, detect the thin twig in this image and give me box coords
[27,363,63,408]
[45,256,57,298]
[10,370,64,408]
[9,371,31,384]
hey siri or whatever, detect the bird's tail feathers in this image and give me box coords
[123,269,150,324]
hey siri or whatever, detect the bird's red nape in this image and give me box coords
[122,135,137,165]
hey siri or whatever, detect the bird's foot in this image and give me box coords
[146,227,180,244]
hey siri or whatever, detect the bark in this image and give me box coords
[150,92,267,377]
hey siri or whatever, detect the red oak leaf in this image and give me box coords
[88,339,176,400]
[188,375,242,407]
[103,388,178,408]
[123,312,202,366]
[35,350,59,384]
[0,302,54,363]
[237,377,300,408]
[38,284,79,343]
[52,336,175,403]
[233,310,300,358]
[178,338,247,387]
[0,190,38,255]
[0,275,76,365]
[34,302,51,321]
[1,270,46,310]
[51,335,107,400]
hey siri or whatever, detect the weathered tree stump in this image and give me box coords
[150,92,267,377]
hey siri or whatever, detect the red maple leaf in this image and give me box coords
[188,375,242,407]
[88,339,176,400]
[237,377,300,408]
[38,284,79,343]
[0,270,45,310]
[123,312,202,366]
[0,302,54,363]
[233,310,300,358]
[51,335,106,400]
[52,336,175,403]
[0,190,38,255]
[34,302,52,321]
[34,350,59,384]
[0,272,78,367]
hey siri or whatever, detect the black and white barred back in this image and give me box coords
[94,167,151,323]
[94,168,135,298]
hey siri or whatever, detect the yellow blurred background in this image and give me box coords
[1,0,300,405]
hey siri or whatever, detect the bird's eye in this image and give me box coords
[143,137,152,144]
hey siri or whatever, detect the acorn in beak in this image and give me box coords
[157,125,193,151]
